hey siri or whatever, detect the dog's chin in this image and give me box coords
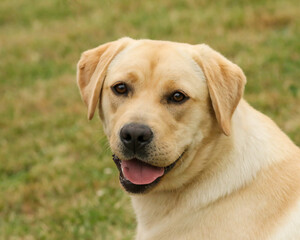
[112,153,184,194]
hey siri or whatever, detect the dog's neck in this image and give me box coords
[131,99,297,232]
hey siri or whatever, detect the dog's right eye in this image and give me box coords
[112,82,128,95]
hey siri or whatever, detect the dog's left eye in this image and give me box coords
[169,91,189,103]
[112,82,128,95]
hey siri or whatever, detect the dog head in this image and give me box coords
[77,37,246,194]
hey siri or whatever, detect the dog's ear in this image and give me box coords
[193,44,246,136]
[77,37,132,120]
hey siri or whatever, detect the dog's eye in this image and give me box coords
[169,91,188,103]
[112,82,128,95]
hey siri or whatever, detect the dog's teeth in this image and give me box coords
[120,164,129,180]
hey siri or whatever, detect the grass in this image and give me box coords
[0,0,299,239]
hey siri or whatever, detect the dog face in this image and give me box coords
[77,38,246,194]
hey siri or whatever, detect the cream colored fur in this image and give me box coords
[77,37,300,240]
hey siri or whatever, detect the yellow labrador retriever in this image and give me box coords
[77,37,300,240]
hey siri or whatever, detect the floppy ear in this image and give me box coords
[77,37,132,120]
[193,44,246,136]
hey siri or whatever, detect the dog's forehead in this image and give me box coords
[107,40,206,91]
[109,41,182,70]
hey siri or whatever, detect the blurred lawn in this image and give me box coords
[0,0,299,239]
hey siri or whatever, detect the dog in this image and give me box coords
[77,37,300,240]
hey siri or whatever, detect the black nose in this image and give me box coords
[120,123,153,154]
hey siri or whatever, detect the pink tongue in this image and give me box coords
[121,159,164,185]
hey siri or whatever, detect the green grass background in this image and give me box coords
[0,0,299,239]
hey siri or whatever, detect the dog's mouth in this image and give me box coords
[112,153,184,194]
[121,159,164,185]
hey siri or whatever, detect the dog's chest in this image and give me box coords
[133,192,300,240]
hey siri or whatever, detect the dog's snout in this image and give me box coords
[120,123,153,153]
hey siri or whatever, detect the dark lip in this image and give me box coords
[112,152,185,194]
